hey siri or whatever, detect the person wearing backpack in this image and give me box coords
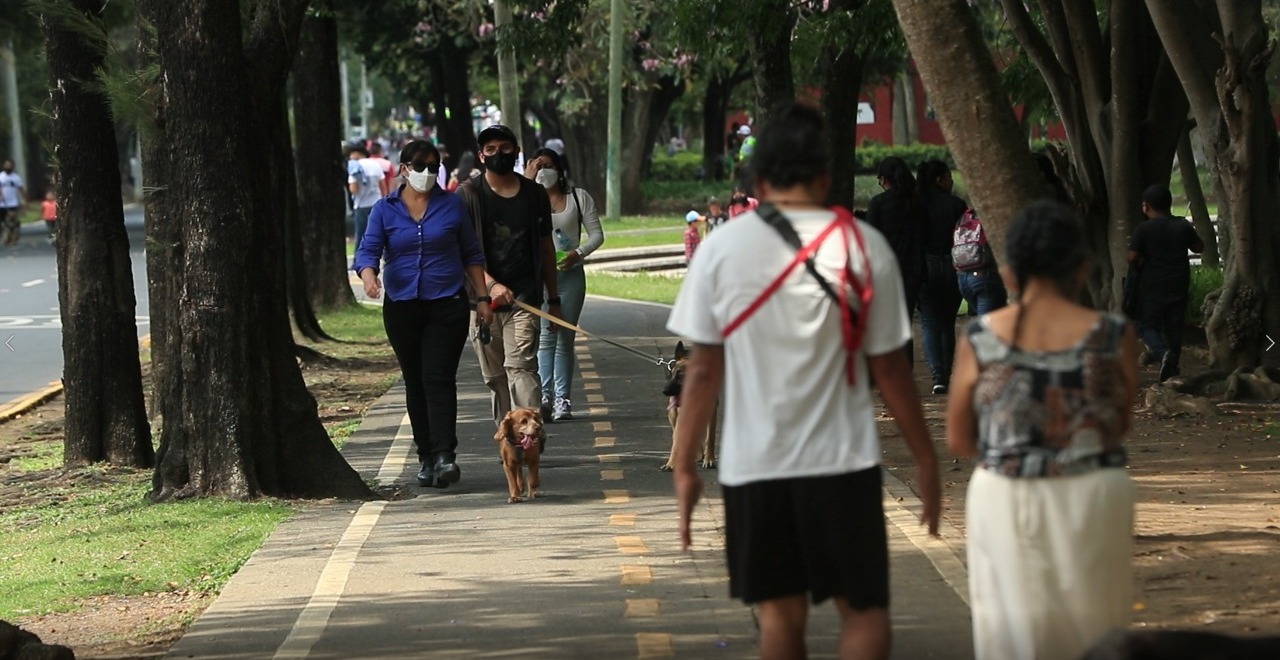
[953,206,1008,318]
[867,156,926,367]
[917,160,967,394]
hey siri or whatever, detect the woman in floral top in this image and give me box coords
[946,201,1140,660]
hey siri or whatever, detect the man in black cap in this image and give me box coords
[459,125,561,426]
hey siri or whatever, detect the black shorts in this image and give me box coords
[722,467,888,608]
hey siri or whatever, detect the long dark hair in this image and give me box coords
[916,159,949,194]
[1006,200,1090,344]
[532,147,570,195]
[877,156,917,203]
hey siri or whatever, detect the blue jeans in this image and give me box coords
[353,206,373,254]
[957,269,1008,316]
[538,264,587,402]
[920,255,962,384]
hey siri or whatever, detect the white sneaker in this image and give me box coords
[552,397,572,421]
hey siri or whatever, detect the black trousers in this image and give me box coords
[383,295,470,462]
[1138,295,1187,370]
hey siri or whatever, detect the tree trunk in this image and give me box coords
[700,74,729,181]
[292,6,354,312]
[1178,125,1220,267]
[891,75,909,146]
[1148,0,1280,368]
[560,97,609,208]
[746,0,797,123]
[441,40,478,164]
[902,68,920,144]
[42,0,152,468]
[821,42,864,209]
[622,75,683,213]
[137,0,373,500]
[891,0,1046,259]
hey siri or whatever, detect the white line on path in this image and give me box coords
[20,279,44,288]
[273,501,387,658]
[273,413,413,658]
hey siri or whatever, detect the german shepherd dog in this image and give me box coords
[494,408,547,503]
[660,342,718,471]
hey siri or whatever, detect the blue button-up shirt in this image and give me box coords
[352,187,485,301]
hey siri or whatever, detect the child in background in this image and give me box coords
[683,210,702,264]
[41,190,57,243]
[705,196,728,233]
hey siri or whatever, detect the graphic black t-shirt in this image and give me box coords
[476,177,552,305]
[1128,215,1201,299]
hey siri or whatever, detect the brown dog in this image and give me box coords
[494,407,547,503]
[660,341,718,471]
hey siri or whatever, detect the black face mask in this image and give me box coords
[485,151,518,175]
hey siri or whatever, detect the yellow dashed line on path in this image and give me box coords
[581,371,600,379]
[610,514,636,526]
[615,536,649,554]
[587,394,606,403]
[589,406,610,416]
[594,436,617,448]
[593,421,614,432]
[583,382,602,391]
[579,361,596,369]
[598,454,621,463]
[620,565,652,585]
[601,469,625,481]
[603,490,631,504]
[636,632,673,657]
[625,599,660,617]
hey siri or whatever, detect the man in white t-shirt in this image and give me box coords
[667,102,940,659]
[0,159,25,246]
[347,146,385,253]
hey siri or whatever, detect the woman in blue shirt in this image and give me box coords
[354,140,493,489]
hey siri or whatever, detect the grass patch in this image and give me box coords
[600,228,685,250]
[11,441,62,472]
[0,469,291,619]
[588,272,683,305]
[1188,265,1223,325]
[326,419,361,450]
[315,303,385,343]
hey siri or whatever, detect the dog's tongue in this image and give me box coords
[520,435,536,450]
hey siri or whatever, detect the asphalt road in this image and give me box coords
[0,207,149,406]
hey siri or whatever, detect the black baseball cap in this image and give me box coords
[477,124,519,147]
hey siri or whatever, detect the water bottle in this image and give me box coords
[554,228,571,270]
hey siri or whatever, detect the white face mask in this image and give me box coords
[406,168,435,193]
[535,168,559,190]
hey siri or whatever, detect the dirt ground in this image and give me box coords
[4,337,1279,657]
[0,349,400,659]
[880,353,1280,638]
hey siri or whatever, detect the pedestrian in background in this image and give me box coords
[947,200,1138,660]
[523,147,604,422]
[41,190,57,244]
[354,140,492,489]
[669,101,940,659]
[916,160,966,394]
[866,156,924,366]
[1127,184,1203,382]
[0,159,25,246]
[683,210,702,264]
[348,145,385,253]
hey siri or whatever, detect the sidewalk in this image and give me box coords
[164,297,971,659]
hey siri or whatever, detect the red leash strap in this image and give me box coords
[721,215,844,338]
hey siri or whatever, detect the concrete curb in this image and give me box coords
[0,380,63,422]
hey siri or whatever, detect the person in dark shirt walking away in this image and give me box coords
[867,156,925,367]
[1127,184,1204,382]
[354,140,493,488]
[917,160,966,394]
[458,125,561,428]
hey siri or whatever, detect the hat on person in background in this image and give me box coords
[737,125,752,136]
[707,196,720,205]
[685,210,701,223]
[478,124,519,147]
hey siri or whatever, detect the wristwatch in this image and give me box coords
[476,296,492,303]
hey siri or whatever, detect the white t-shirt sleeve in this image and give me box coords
[860,227,912,357]
[666,249,723,345]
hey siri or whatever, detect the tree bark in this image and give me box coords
[440,40,478,165]
[42,0,152,467]
[891,75,909,146]
[891,0,1046,260]
[821,40,864,209]
[137,0,373,500]
[1178,126,1220,267]
[746,0,797,123]
[902,68,920,144]
[1149,0,1280,368]
[292,6,354,312]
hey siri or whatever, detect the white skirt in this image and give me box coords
[966,467,1134,660]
